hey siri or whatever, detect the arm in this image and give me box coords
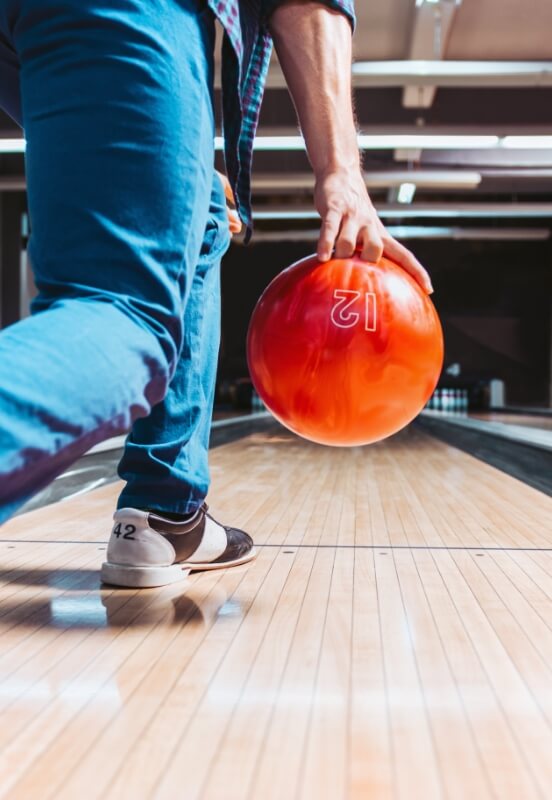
[268,1,433,293]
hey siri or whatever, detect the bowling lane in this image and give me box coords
[1,424,552,799]
[4,423,552,551]
[472,412,552,431]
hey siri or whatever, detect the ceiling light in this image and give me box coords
[0,138,25,153]
[501,136,552,149]
[215,135,500,152]
[216,135,308,151]
[349,60,552,92]
[353,60,552,79]
[415,0,462,5]
[358,135,499,149]
[397,183,417,204]
[386,226,549,240]
[7,134,546,155]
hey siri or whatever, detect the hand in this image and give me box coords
[315,168,434,295]
[216,171,242,235]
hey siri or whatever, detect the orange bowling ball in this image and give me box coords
[247,252,444,446]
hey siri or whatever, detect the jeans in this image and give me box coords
[0,0,230,525]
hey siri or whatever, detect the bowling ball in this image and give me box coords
[247,252,444,447]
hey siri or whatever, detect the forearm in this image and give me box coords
[266,2,433,293]
[268,1,359,176]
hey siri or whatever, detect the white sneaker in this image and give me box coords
[101,503,256,588]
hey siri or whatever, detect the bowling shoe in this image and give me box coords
[101,503,256,588]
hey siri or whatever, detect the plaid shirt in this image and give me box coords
[208,0,355,241]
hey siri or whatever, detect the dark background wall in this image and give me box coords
[220,239,552,407]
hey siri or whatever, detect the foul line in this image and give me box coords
[0,539,551,554]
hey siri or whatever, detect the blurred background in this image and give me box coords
[1,0,552,419]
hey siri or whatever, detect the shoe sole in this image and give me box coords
[101,549,257,589]
[188,549,257,573]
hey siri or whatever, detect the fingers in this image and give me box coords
[334,217,360,259]
[318,215,384,263]
[312,168,432,294]
[216,170,242,236]
[316,212,433,295]
[317,209,341,261]
[383,236,434,295]
[358,224,383,263]
[228,208,242,235]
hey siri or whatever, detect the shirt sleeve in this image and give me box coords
[261,0,356,32]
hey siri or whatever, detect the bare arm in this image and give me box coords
[268,1,433,293]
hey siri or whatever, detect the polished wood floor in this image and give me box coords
[1,424,552,799]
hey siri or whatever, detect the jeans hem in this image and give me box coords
[116,493,206,515]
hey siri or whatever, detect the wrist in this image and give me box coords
[314,160,363,183]
[308,132,361,178]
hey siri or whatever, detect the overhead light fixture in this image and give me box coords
[216,135,310,151]
[386,226,550,241]
[0,138,25,153]
[397,183,417,204]
[502,136,552,149]
[254,210,318,220]
[0,135,547,156]
[382,204,552,219]
[360,135,499,149]
[415,0,462,6]
[350,60,552,88]
[353,60,552,78]
[215,135,500,151]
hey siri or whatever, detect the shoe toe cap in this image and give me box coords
[215,527,254,563]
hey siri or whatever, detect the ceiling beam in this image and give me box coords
[4,169,552,195]
[252,171,482,192]
[403,0,461,108]
[253,203,552,220]
[244,227,551,242]
[217,61,552,90]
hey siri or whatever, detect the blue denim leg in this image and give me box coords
[0,0,217,524]
[117,173,231,514]
[0,33,20,123]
